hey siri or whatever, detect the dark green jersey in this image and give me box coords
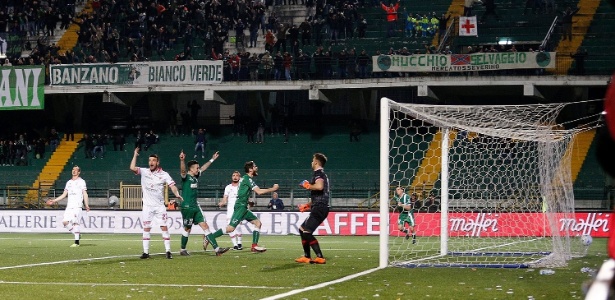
[236,174,258,209]
[180,171,201,208]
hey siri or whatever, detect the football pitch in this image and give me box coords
[0,233,604,299]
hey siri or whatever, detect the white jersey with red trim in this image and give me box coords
[224,183,239,216]
[64,177,87,209]
[136,167,176,207]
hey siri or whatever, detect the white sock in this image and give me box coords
[237,233,242,245]
[162,231,171,252]
[230,233,238,246]
[182,229,189,238]
[73,224,80,241]
[142,231,151,254]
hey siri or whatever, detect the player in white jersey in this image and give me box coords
[130,147,183,259]
[47,165,89,247]
[218,171,244,250]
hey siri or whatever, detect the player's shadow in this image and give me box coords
[259,263,305,272]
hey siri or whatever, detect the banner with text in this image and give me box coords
[373,52,556,72]
[0,211,608,237]
[0,66,45,110]
[49,60,223,86]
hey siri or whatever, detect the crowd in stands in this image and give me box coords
[0,0,578,80]
[0,129,61,166]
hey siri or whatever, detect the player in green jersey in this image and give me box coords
[394,186,416,244]
[208,160,279,253]
[178,150,230,256]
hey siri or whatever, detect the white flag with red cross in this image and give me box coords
[459,16,478,36]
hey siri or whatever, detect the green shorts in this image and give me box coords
[398,213,415,227]
[229,205,258,228]
[181,206,205,228]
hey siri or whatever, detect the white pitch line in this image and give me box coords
[0,281,288,289]
[0,254,140,270]
[260,267,383,300]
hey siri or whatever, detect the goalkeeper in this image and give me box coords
[295,153,330,264]
[393,186,416,244]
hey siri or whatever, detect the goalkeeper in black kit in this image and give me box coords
[295,153,330,264]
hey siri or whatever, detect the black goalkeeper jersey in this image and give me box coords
[310,168,330,207]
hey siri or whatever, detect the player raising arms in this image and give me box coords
[130,147,183,259]
[178,150,230,256]
[295,153,330,264]
[208,161,279,253]
[47,165,89,247]
[218,171,245,250]
[394,186,416,244]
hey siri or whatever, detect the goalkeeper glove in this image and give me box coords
[298,203,311,212]
[299,180,311,189]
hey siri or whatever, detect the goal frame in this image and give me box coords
[378,97,591,269]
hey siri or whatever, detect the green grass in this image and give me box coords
[0,233,605,299]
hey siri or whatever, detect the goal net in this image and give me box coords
[380,98,601,269]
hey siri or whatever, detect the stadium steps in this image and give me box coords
[57,1,95,55]
[568,129,596,183]
[553,0,600,74]
[25,134,84,206]
[410,130,456,193]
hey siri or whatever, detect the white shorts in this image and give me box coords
[142,204,169,229]
[63,207,83,224]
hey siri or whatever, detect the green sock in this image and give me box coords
[252,230,260,244]
[206,234,219,249]
[181,235,189,249]
[214,229,224,239]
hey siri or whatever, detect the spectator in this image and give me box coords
[260,50,274,80]
[571,48,588,75]
[134,130,145,150]
[300,18,312,46]
[194,128,207,158]
[48,128,60,152]
[256,123,265,143]
[357,14,368,38]
[464,0,483,16]
[562,6,580,41]
[380,0,401,38]
[78,134,94,159]
[297,49,311,80]
[264,29,275,53]
[357,49,371,78]
[248,53,260,80]
[267,192,285,211]
[64,111,75,141]
[283,52,293,81]
[273,51,284,80]
[274,23,288,53]
[92,134,106,159]
[34,138,46,159]
[144,130,158,151]
[349,120,362,142]
[480,0,501,23]
[113,133,126,151]
[422,193,440,212]
[436,13,451,43]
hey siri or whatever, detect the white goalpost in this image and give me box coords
[380,97,602,269]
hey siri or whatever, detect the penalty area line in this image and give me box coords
[260,267,383,300]
[0,281,288,290]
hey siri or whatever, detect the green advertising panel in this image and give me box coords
[0,66,45,110]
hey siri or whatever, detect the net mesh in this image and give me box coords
[387,100,601,268]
